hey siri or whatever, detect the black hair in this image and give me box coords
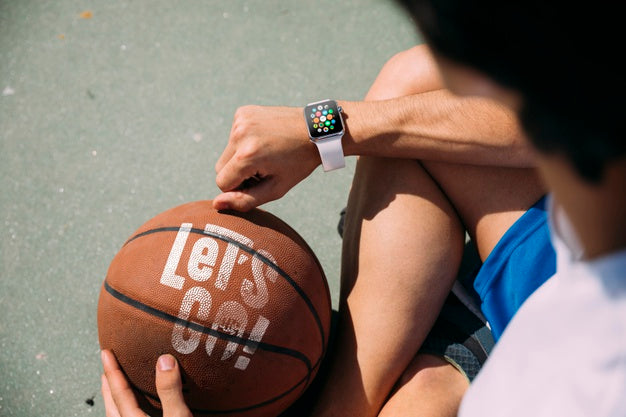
[396,0,625,182]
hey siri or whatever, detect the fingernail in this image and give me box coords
[158,354,175,371]
[214,202,230,211]
[100,350,108,364]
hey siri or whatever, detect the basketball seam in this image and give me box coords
[133,365,315,414]
[103,280,312,370]
[123,225,328,351]
[103,281,321,413]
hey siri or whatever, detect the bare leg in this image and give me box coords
[378,355,469,417]
[311,46,467,417]
[311,156,465,417]
[312,46,545,417]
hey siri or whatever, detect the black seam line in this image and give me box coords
[134,361,317,414]
[104,280,312,371]
[123,225,327,350]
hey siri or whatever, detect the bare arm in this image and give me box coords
[341,92,533,166]
[214,46,534,211]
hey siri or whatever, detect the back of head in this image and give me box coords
[397,0,625,182]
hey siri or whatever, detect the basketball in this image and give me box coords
[97,200,332,416]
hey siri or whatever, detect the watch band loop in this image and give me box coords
[315,137,345,171]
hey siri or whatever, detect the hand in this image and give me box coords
[101,350,192,417]
[213,105,321,212]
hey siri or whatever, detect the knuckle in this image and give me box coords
[236,145,253,161]
[230,120,249,141]
[235,144,260,164]
[232,105,262,138]
[233,105,255,122]
[233,106,245,120]
[231,122,248,140]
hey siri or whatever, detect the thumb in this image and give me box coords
[155,354,192,417]
[213,177,282,212]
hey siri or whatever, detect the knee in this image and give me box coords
[394,353,468,392]
[380,354,468,417]
[374,45,442,97]
[386,45,431,72]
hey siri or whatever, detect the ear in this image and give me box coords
[434,55,522,110]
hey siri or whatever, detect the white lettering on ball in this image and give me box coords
[171,287,212,354]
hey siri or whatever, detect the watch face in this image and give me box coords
[305,100,344,139]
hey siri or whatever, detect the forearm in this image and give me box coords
[340,91,536,167]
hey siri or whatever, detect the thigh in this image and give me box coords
[422,161,546,261]
[340,156,465,303]
[311,156,466,417]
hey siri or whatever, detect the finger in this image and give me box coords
[215,109,244,174]
[101,350,145,417]
[215,155,260,193]
[155,354,192,417]
[213,180,278,212]
[213,192,258,212]
[102,374,123,417]
[215,141,235,175]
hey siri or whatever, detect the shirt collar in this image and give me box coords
[547,194,586,263]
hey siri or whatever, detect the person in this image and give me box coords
[102,42,557,416]
[392,1,626,416]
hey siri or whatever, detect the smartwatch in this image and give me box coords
[304,99,345,171]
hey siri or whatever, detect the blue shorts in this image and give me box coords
[473,196,556,341]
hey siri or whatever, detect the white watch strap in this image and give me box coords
[315,136,345,171]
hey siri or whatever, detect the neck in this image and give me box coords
[551,160,626,260]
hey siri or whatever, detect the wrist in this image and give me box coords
[339,99,411,159]
[336,101,361,157]
[335,100,388,157]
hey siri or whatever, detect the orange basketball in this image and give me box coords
[98,200,331,416]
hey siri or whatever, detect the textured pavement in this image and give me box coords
[0,1,419,416]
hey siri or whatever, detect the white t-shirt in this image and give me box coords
[459,199,626,416]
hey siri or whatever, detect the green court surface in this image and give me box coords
[0,1,419,416]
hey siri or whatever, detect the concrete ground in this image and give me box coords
[0,1,419,416]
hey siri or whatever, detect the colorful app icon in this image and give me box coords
[323,127,329,132]
[316,111,322,117]
[320,116,327,122]
[310,113,315,118]
[325,121,331,126]
[314,117,320,123]
[327,114,333,120]
[313,123,318,128]
[331,119,336,124]
[328,109,333,114]
[324,104,329,109]
[317,105,323,110]
[330,125,334,129]
[322,110,328,116]
[317,128,322,132]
